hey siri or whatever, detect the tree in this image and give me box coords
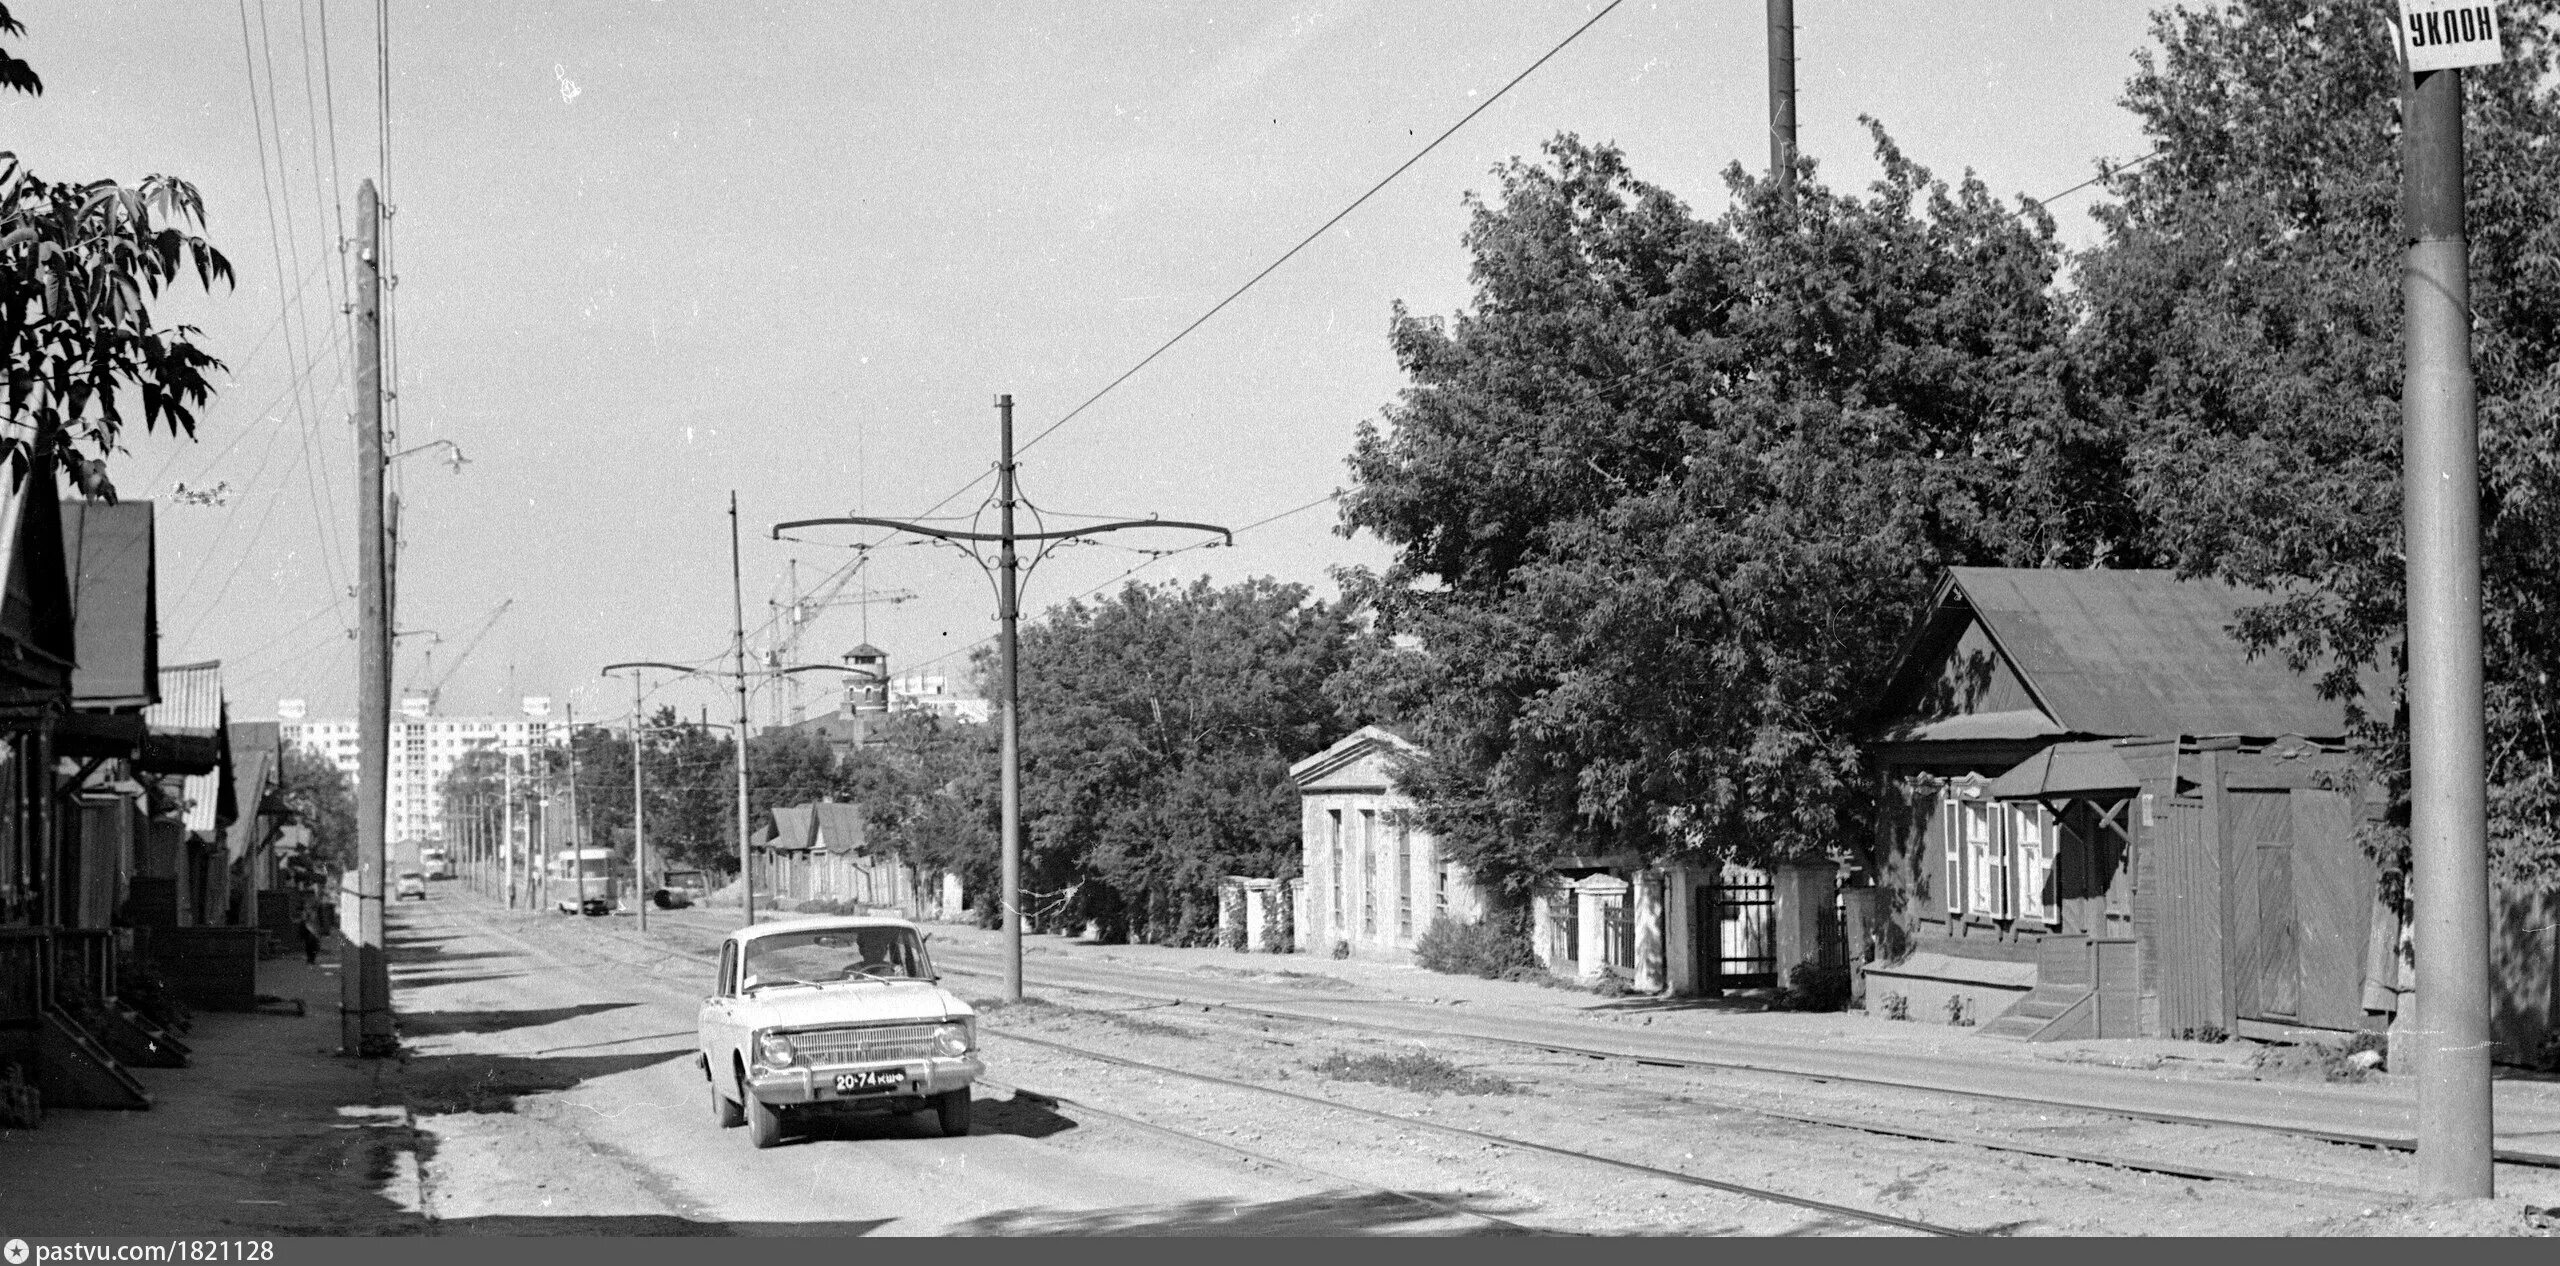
[837,710,1000,919]
[1339,131,2090,892]
[277,744,356,874]
[2074,1,2560,882]
[1004,576,1361,944]
[0,6,231,495]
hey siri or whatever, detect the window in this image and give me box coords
[1327,810,1344,929]
[1435,864,1450,916]
[1395,823,1413,940]
[1940,784,2007,920]
[1359,809,1377,936]
[2009,801,2058,926]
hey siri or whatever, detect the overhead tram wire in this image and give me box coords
[1015,0,1627,460]
[791,2,1626,591]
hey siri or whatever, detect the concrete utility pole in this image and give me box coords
[996,396,1023,1003]
[341,180,395,1058]
[629,670,647,931]
[2401,25,2495,1198]
[773,394,1229,1002]
[730,493,757,928]
[1766,0,1797,194]
[502,749,517,909]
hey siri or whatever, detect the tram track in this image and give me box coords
[921,949,2560,1176]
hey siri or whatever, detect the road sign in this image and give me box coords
[2399,3,2504,72]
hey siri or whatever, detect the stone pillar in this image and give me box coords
[1664,866,1699,996]
[1770,863,1836,984]
[1576,876,1628,980]
[1634,871,1666,993]
[1839,886,1886,1003]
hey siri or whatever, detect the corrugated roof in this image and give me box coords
[1946,568,2350,740]
[61,500,157,708]
[146,660,224,735]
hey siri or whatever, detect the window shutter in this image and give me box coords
[1941,790,1963,915]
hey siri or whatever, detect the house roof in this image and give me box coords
[1873,568,2353,742]
[1986,741,2144,800]
[768,804,816,853]
[0,464,77,694]
[811,802,866,855]
[1288,724,1424,789]
[147,660,225,734]
[224,722,281,860]
[61,500,157,709]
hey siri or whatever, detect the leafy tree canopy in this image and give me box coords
[2076,0,2560,881]
[1340,128,2089,889]
[1002,576,1361,944]
[0,7,231,493]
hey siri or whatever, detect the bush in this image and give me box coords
[1410,913,1539,980]
[1314,1051,1513,1096]
[1771,960,1851,1012]
[1878,991,1910,1021]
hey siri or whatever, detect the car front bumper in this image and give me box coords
[746,1055,983,1106]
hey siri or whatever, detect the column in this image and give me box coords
[1634,871,1666,993]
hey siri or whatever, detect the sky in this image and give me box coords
[9,0,2164,729]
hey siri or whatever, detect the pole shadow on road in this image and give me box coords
[399,1001,641,1037]
[941,1189,1540,1236]
[405,1049,691,1115]
[413,1213,897,1236]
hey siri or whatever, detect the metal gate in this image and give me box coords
[1704,864,1776,988]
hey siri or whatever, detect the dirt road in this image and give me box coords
[393,895,1508,1234]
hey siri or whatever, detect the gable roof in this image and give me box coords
[1288,724,1424,790]
[768,804,817,853]
[61,499,158,709]
[1874,568,2352,742]
[811,802,867,855]
[0,463,77,697]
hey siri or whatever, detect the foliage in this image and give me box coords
[999,576,1360,946]
[2073,0,2560,883]
[276,744,356,874]
[1,8,231,493]
[834,710,1000,915]
[1409,911,1538,979]
[1339,131,2088,889]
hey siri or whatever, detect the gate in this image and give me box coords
[1703,864,1776,989]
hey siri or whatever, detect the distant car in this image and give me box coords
[394,871,427,901]
[698,916,982,1149]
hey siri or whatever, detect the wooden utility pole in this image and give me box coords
[341,179,395,1058]
[1767,0,1797,194]
[730,493,756,928]
[2399,2,2499,1197]
[502,748,517,909]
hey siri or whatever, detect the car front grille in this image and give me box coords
[790,1023,941,1066]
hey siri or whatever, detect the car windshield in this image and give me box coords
[742,926,930,990]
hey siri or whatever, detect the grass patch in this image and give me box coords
[2252,1030,2388,1082]
[1314,1050,1515,1096]
[1090,1007,1193,1039]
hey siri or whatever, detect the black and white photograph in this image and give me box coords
[2,0,2558,1241]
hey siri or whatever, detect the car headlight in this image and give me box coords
[934,1019,974,1056]
[755,1031,796,1068]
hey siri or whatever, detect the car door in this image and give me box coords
[700,939,743,1092]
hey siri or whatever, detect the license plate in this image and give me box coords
[833,1069,904,1094]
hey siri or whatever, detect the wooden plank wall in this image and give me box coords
[2154,797,2221,1035]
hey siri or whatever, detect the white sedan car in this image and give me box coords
[697,916,984,1149]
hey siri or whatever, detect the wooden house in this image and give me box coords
[1862,568,2400,1044]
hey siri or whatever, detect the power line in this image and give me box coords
[1016,0,1628,459]
[2029,148,2160,208]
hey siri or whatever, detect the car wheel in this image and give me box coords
[745,1090,785,1148]
[710,1077,743,1129]
[934,1088,972,1138]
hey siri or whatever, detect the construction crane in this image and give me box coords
[765,557,914,727]
[408,599,514,712]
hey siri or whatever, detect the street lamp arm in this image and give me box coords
[767,663,883,681]
[774,515,1233,548]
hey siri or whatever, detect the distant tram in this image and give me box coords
[549,847,624,916]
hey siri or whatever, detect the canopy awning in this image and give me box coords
[1988,744,2142,800]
